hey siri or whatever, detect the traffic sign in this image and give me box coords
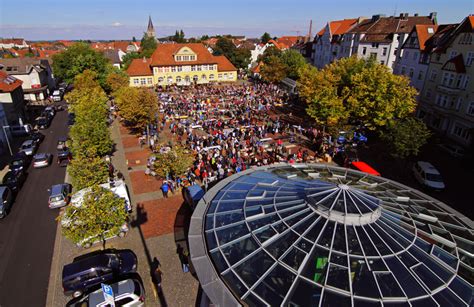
[101,283,115,306]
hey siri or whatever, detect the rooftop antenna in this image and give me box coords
[393,3,398,16]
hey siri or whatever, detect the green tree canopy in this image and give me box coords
[115,87,158,131]
[213,37,251,70]
[61,185,128,247]
[298,57,418,131]
[279,49,307,80]
[258,46,282,64]
[52,42,112,89]
[106,70,129,94]
[121,52,141,70]
[152,145,194,179]
[261,32,272,44]
[140,33,157,58]
[260,55,287,83]
[381,117,431,159]
[68,154,110,190]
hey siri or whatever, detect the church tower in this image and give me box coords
[146,15,156,38]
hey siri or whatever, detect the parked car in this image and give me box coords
[413,161,445,191]
[9,124,33,137]
[66,278,145,307]
[29,131,45,146]
[62,249,138,297]
[44,105,56,117]
[68,113,75,126]
[48,183,72,209]
[19,140,37,156]
[33,153,53,168]
[9,152,31,171]
[57,148,72,166]
[36,116,51,130]
[0,186,14,218]
[2,169,26,193]
[57,137,68,150]
[52,90,62,102]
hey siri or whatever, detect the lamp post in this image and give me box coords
[2,125,13,156]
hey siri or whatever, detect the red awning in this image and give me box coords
[351,161,381,176]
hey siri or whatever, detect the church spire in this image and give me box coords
[146,15,155,38]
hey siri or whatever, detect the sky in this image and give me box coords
[0,0,472,40]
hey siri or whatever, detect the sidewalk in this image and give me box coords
[46,119,199,307]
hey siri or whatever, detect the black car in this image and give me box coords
[67,113,75,126]
[62,249,137,297]
[57,148,72,167]
[2,169,26,193]
[29,131,45,146]
[9,152,31,172]
[36,117,51,130]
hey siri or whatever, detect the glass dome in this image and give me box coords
[189,164,473,307]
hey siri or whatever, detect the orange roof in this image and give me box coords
[415,24,438,51]
[469,16,474,30]
[0,38,26,45]
[267,39,288,50]
[127,58,153,76]
[277,36,300,47]
[0,71,23,93]
[215,55,237,72]
[252,62,263,74]
[150,43,218,66]
[317,27,325,36]
[330,19,359,35]
[38,49,61,58]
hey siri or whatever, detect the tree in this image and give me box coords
[61,185,128,247]
[258,46,282,64]
[261,32,272,44]
[280,49,307,80]
[152,146,194,179]
[68,154,109,190]
[121,52,141,70]
[213,37,251,70]
[140,33,157,58]
[298,57,418,131]
[381,117,431,159]
[52,42,112,89]
[106,70,129,94]
[260,55,287,83]
[132,36,137,42]
[213,37,235,56]
[115,87,157,131]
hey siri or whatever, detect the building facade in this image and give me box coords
[127,43,237,87]
[393,24,438,93]
[0,38,29,49]
[418,16,474,148]
[0,58,55,102]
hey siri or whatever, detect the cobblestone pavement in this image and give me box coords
[46,119,199,307]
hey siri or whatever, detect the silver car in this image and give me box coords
[33,153,53,168]
[48,183,72,209]
[19,140,37,156]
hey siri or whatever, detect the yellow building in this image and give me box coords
[127,43,237,86]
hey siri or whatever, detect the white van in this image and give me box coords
[412,161,445,190]
[52,90,62,102]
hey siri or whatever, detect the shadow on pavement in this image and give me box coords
[173,200,196,278]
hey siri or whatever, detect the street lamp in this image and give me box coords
[2,125,13,156]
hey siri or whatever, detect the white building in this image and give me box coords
[0,38,29,49]
[393,24,438,93]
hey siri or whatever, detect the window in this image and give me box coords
[218,73,223,79]
[409,68,414,78]
[224,73,228,79]
[467,102,474,116]
[401,66,406,75]
[209,74,215,80]
[177,66,182,72]
[371,43,379,48]
[455,75,463,88]
[455,97,463,111]
[167,76,173,83]
[171,66,176,72]
[147,78,152,84]
[466,52,474,66]
[176,55,182,61]
[190,55,196,61]
[158,77,163,83]
[430,69,437,81]
[193,75,199,81]
[449,50,458,59]
[417,70,424,81]
[154,67,159,74]
[380,60,384,65]
[164,67,170,72]
[140,78,146,85]
[425,89,432,99]
[462,76,470,89]
[459,33,472,44]
[191,65,196,71]
[176,76,181,83]
[185,76,190,82]
[394,48,398,56]
[362,47,367,55]
[382,47,387,56]
[452,124,470,140]
[202,74,207,80]
[133,79,139,85]
[197,65,202,71]
[413,52,418,61]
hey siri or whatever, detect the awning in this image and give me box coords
[351,161,381,176]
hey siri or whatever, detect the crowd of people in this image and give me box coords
[142,81,345,190]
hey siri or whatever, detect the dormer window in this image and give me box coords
[174,47,197,62]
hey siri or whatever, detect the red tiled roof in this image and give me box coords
[317,27,325,36]
[469,16,474,30]
[330,19,359,35]
[267,39,288,50]
[0,38,25,45]
[252,62,263,74]
[127,58,153,76]
[415,24,438,51]
[277,36,300,47]
[150,43,218,66]
[215,55,237,72]
[0,71,23,93]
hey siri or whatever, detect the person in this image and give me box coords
[161,181,169,198]
[153,267,163,291]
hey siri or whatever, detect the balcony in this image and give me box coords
[436,84,462,95]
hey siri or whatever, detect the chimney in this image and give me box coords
[399,13,404,18]
[308,19,313,41]
[414,13,419,17]
[429,12,437,22]
[142,56,147,63]
[372,14,382,22]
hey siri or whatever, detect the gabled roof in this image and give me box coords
[0,58,50,74]
[0,71,23,93]
[414,24,438,50]
[150,43,217,66]
[317,19,359,37]
[423,24,458,53]
[0,38,26,45]
[277,36,300,47]
[103,49,121,64]
[349,14,435,37]
[442,54,466,73]
[127,58,153,76]
[214,55,237,72]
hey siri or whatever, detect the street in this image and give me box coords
[0,106,68,307]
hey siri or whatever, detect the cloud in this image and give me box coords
[112,22,122,27]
